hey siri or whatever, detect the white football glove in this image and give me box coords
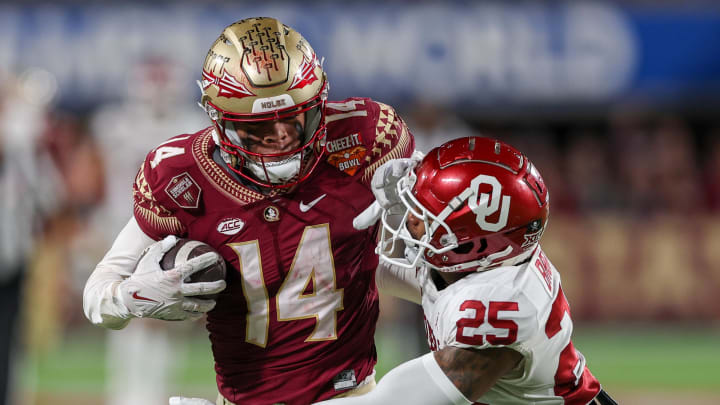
[353,150,424,230]
[169,396,215,405]
[118,235,226,321]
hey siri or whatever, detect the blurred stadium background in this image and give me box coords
[1,1,720,404]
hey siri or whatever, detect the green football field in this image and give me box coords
[16,324,720,404]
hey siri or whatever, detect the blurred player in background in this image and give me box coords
[86,56,206,405]
[403,101,477,154]
[83,17,415,405]
[319,137,617,404]
[0,69,61,405]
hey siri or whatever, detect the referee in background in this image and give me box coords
[0,69,60,405]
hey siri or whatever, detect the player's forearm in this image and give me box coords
[83,266,132,329]
[82,217,156,329]
[375,260,421,304]
[313,353,470,405]
[434,346,523,401]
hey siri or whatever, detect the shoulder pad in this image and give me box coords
[324,98,415,183]
[132,129,211,239]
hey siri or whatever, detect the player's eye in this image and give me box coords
[241,123,265,133]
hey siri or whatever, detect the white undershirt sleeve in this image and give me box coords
[313,353,471,405]
[375,260,422,305]
[82,217,156,329]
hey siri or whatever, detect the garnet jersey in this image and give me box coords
[132,98,414,405]
[421,247,601,405]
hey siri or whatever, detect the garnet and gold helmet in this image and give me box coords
[199,17,328,188]
[379,137,550,272]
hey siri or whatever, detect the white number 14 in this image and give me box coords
[227,224,344,347]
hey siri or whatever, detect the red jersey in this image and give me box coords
[132,98,414,405]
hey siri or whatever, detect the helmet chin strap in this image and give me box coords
[477,245,514,268]
[430,244,536,273]
[404,245,419,265]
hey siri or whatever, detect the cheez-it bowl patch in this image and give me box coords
[327,145,367,176]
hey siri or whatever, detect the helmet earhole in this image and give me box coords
[476,238,488,254]
[452,242,474,255]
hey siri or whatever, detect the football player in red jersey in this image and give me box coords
[317,137,618,405]
[82,17,415,405]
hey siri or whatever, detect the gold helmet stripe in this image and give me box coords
[222,26,245,61]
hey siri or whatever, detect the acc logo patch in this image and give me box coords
[263,205,280,222]
[216,218,245,235]
[165,172,201,209]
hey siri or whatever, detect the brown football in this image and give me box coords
[160,238,226,300]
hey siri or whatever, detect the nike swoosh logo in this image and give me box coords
[299,194,327,212]
[132,292,157,302]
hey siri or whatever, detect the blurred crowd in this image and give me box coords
[0,60,207,405]
[405,102,720,218]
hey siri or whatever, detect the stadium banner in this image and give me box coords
[544,215,720,321]
[1,2,720,111]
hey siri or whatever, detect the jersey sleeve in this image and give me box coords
[360,100,415,185]
[132,152,187,240]
[439,283,541,354]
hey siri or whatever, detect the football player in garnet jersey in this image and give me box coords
[82,17,415,405]
[317,137,618,405]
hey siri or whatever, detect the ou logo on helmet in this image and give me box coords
[467,175,511,232]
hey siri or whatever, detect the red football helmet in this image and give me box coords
[379,136,550,272]
[199,17,328,189]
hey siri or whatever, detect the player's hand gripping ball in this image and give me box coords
[160,239,226,300]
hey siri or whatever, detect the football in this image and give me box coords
[160,238,226,300]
